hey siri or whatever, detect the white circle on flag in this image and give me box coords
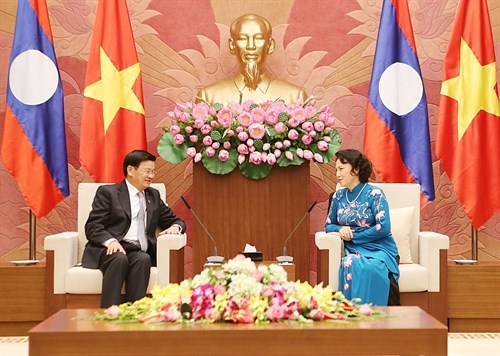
[9,49,59,106]
[378,62,423,116]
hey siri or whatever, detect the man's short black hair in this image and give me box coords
[122,150,156,177]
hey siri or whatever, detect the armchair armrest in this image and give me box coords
[44,232,79,294]
[418,231,449,292]
[315,231,342,290]
[156,233,187,286]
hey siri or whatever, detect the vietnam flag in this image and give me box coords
[436,0,500,228]
[363,0,435,206]
[80,0,147,182]
[1,0,69,219]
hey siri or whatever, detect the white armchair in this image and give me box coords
[44,183,186,314]
[315,183,449,323]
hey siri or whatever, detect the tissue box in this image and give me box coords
[242,252,263,262]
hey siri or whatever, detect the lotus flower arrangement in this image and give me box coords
[95,255,383,324]
[157,97,341,180]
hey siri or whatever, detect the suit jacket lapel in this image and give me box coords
[118,181,132,221]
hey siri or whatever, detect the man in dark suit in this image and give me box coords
[82,150,186,307]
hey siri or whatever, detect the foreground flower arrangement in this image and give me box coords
[157,97,341,180]
[95,255,383,324]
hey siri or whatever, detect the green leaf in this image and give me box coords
[157,132,188,164]
[277,148,304,167]
[202,148,238,175]
[239,159,273,179]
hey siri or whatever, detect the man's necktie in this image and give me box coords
[137,191,147,251]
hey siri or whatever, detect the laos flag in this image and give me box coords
[1,0,69,219]
[363,0,434,206]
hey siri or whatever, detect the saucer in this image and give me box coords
[10,259,39,266]
[452,259,477,265]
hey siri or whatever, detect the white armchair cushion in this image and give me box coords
[398,264,428,292]
[389,207,415,263]
[65,266,159,294]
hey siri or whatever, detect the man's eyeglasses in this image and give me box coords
[136,167,157,176]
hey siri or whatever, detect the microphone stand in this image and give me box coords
[181,196,224,265]
[276,201,317,264]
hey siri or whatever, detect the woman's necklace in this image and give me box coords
[346,183,367,206]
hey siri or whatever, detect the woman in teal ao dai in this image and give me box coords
[325,149,400,306]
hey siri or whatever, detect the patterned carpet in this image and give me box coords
[1,334,499,355]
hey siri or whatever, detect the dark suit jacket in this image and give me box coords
[81,181,185,269]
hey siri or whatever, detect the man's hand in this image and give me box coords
[159,225,182,235]
[107,240,126,255]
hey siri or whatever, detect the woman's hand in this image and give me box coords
[339,226,354,241]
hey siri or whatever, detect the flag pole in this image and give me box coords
[471,226,478,261]
[29,211,37,260]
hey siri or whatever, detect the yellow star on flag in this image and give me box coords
[441,38,500,141]
[84,47,145,133]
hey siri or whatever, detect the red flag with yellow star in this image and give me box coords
[80,0,147,182]
[436,0,500,228]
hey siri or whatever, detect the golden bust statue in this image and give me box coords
[197,14,307,105]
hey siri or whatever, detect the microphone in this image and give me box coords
[180,196,224,265]
[276,201,317,264]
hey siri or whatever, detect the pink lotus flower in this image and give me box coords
[302,135,313,145]
[200,124,211,135]
[237,144,249,155]
[285,151,293,160]
[288,117,300,128]
[194,153,202,162]
[313,153,323,163]
[251,108,266,123]
[187,147,196,158]
[170,125,181,135]
[314,121,325,131]
[223,141,231,149]
[185,126,193,134]
[212,142,220,149]
[317,140,329,151]
[283,140,291,148]
[237,131,248,141]
[288,129,299,140]
[273,149,281,158]
[217,108,233,128]
[265,111,279,125]
[238,154,246,164]
[274,122,287,133]
[249,152,262,165]
[301,122,313,132]
[266,153,277,165]
[248,123,265,140]
[266,304,285,321]
[202,136,212,146]
[173,134,185,145]
[192,103,209,120]
[296,148,304,158]
[238,111,253,127]
[189,135,198,143]
[205,147,216,157]
[218,150,229,162]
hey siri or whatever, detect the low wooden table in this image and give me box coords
[29,306,446,355]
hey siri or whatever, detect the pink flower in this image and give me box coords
[194,153,202,163]
[251,108,266,123]
[283,140,291,148]
[173,134,185,145]
[223,141,231,149]
[227,129,235,137]
[313,153,323,163]
[288,117,300,128]
[202,136,213,146]
[346,273,352,281]
[170,125,181,135]
[296,148,304,158]
[266,304,285,321]
[187,147,196,158]
[218,150,229,162]
[265,111,279,125]
[192,102,209,120]
[251,270,263,281]
[274,122,287,133]
[217,108,233,128]
[248,123,266,140]
[317,140,329,151]
[205,147,216,157]
[249,152,262,165]
[237,131,249,141]
[185,126,193,134]
[238,111,253,127]
[289,107,308,123]
[288,129,299,140]
[314,121,325,132]
[105,305,120,318]
[238,154,246,164]
[164,309,182,322]
[237,144,249,155]
[301,122,313,132]
[344,283,350,290]
[262,143,270,151]
[211,142,220,149]
[200,124,211,135]
[266,153,277,165]
[189,135,198,143]
[274,141,283,149]
[273,149,281,158]
[210,120,218,128]
[193,119,204,129]
[301,135,313,145]
[285,151,293,160]
[359,304,373,316]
